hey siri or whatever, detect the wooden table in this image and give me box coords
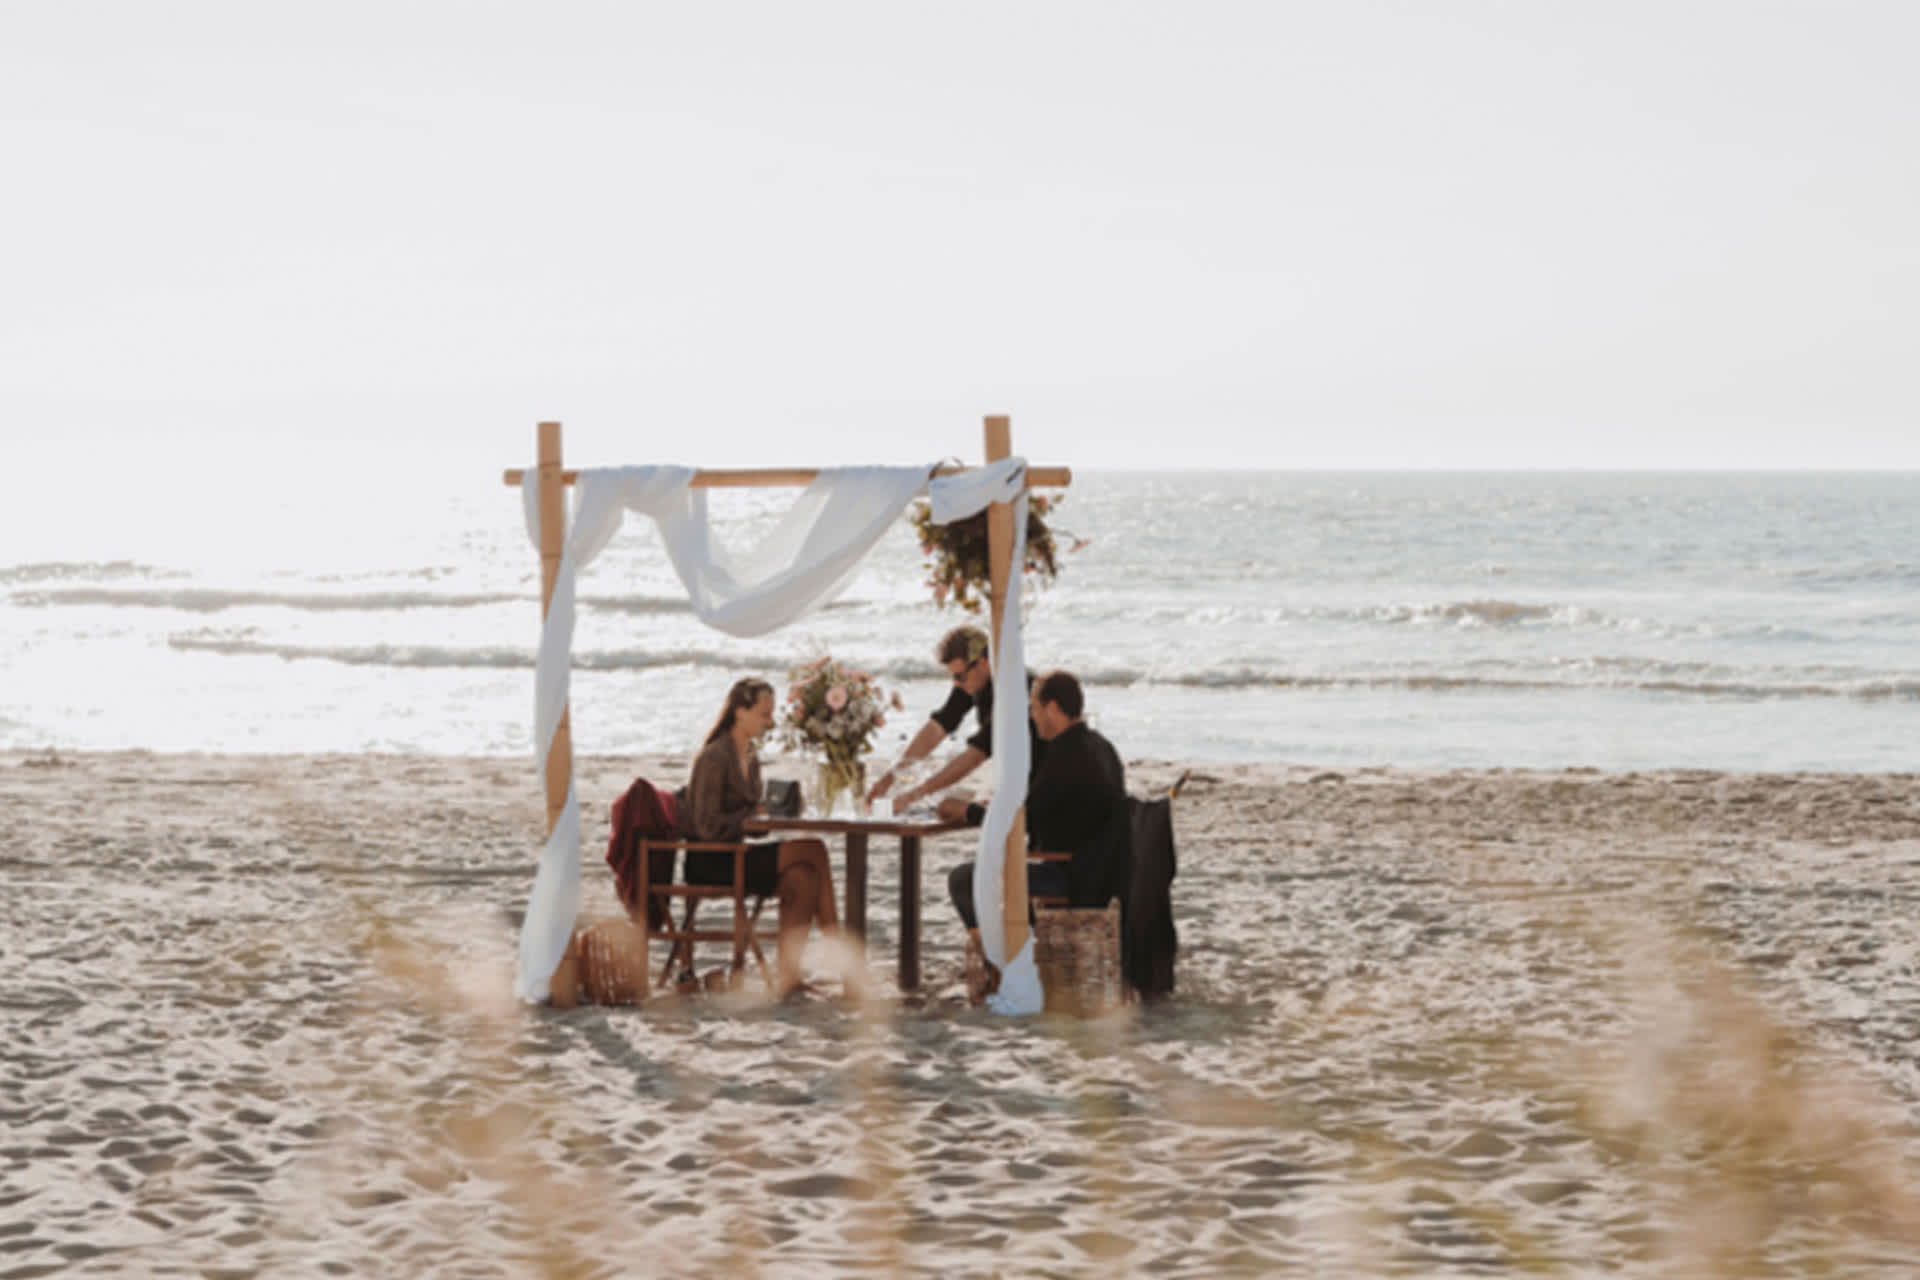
[744,813,969,991]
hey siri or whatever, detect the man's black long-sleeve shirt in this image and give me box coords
[1026,720,1130,909]
[929,676,1045,772]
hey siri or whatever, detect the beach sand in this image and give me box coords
[4,750,1919,1276]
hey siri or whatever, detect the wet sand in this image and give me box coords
[4,750,1919,1276]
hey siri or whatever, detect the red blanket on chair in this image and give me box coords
[605,777,680,925]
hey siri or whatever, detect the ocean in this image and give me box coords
[3,467,1915,773]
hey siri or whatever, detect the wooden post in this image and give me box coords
[983,415,1030,959]
[535,421,574,839]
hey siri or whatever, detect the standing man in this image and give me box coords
[869,625,1039,815]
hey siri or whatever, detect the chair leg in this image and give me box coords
[744,896,773,989]
[647,883,778,993]
[657,897,702,989]
[656,938,679,991]
[732,894,748,976]
[649,891,674,989]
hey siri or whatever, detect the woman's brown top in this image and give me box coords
[683,734,761,843]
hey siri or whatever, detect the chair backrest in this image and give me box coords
[607,777,681,923]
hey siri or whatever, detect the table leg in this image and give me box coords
[898,835,922,991]
[844,831,869,941]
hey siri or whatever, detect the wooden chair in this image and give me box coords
[635,837,778,992]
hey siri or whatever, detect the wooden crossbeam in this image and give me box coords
[502,462,1071,488]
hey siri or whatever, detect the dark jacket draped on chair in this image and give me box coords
[1123,794,1178,1000]
[605,777,680,928]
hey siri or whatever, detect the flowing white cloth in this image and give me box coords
[513,463,933,1000]
[926,458,1042,1015]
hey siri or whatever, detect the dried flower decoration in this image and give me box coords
[908,492,1079,614]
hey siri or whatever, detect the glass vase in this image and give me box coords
[816,755,867,819]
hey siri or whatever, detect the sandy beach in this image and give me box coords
[4,749,1919,1276]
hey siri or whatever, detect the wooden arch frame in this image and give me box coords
[503,417,1073,963]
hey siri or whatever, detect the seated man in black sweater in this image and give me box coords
[947,670,1131,938]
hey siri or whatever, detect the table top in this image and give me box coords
[745,812,971,838]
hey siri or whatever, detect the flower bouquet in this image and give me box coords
[909,492,1076,613]
[779,657,902,816]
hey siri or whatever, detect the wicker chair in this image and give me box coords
[1027,771,1187,1013]
[1026,851,1125,1015]
[1033,897,1124,1015]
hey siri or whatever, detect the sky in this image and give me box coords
[3,1,1917,476]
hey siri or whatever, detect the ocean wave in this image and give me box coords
[14,584,868,617]
[577,593,699,616]
[159,633,1920,702]
[1778,561,1920,587]
[1,560,182,585]
[16,586,528,613]
[1375,599,1559,626]
[1119,599,1615,631]
[1112,668,1920,703]
[166,635,535,668]
[164,635,806,673]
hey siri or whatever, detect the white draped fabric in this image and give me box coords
[511,459,1043,1015]
[923,459,1040,1013]
[513,463,932,1001]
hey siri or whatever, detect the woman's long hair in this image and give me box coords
[705,678,774,746]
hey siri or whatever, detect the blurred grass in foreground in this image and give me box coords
[287,880,1920,1277]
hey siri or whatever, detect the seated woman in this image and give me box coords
[682,677,839,996]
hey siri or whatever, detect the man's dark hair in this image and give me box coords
[1033,669,1083,720]
[936,625,989,666]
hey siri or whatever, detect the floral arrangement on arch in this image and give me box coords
[908,492,1078,614]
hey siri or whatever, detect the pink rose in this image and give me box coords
[826,685,849,711]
